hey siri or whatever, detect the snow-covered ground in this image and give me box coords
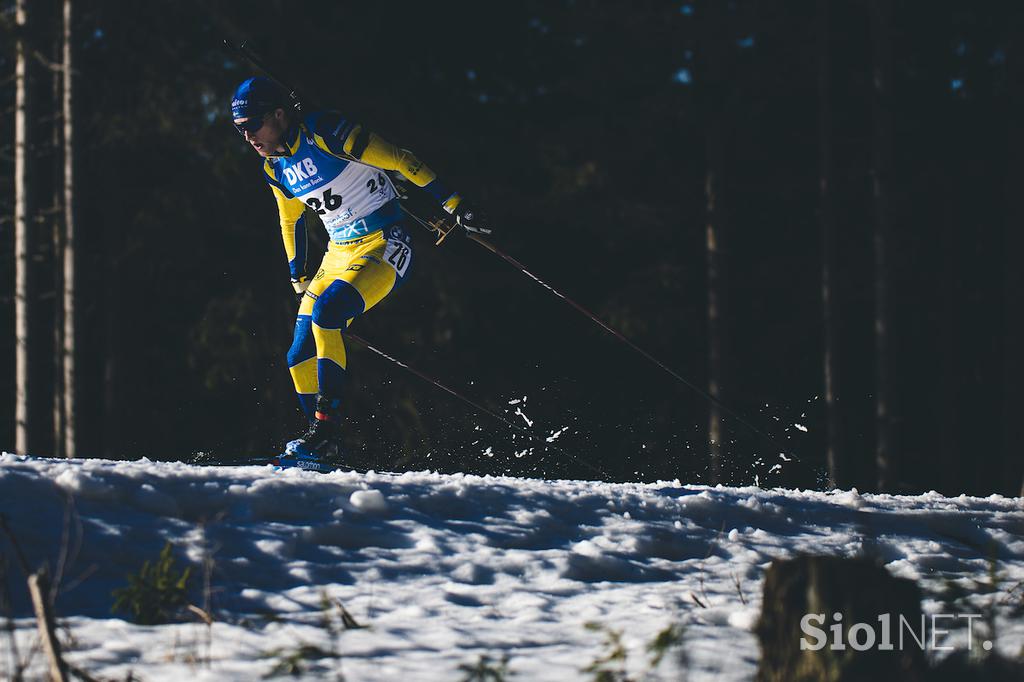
[1,453,1022,680]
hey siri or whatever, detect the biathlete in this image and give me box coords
[230,76,490,468]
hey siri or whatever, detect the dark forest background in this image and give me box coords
[1,0,1021,496]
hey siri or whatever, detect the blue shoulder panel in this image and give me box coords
[263,159,293,198]
[305,111,356,158]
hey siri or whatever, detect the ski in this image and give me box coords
[189,454,271,467]
[268,455,353,474]
[189,452,355,474]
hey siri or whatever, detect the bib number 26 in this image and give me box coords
[305,187,343,215]
[385,239,411,278]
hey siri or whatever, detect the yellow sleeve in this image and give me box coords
[349,131,437,187]
[272,184,309,281]
[316,124,460,212]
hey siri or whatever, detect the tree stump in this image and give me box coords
[755,554,927,682]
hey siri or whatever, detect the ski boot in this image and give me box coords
[275,395,346,473]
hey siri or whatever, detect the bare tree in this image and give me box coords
[818,0,844,489]
[869,0,895,492]
[61,0,77,459]
[701,0,730,484]
[51,0,66,459]
[705,169,725,483]
[14,0,32,455]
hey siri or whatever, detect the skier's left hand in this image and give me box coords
[455,202,492,236]
[292,277,309,304]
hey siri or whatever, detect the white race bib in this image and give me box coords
[384,239,412,277]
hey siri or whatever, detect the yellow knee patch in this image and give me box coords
[312,322,347,370]
[288,356,319,394]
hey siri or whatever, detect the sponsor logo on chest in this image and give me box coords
[282,158,320,187]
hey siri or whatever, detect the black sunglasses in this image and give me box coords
[234,112,268,135]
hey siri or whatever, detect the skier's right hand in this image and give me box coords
[454,201,492,236]
[292,277,309,304]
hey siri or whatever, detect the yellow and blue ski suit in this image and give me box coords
[263,111,460,419]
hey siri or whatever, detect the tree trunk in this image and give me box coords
[102,287,119,458]
[756,555,927,682]
[818,0,843,490]
[702,0,729,485]
[706,170,724,483]
[869,0,895,492]
[61,0,77,459]
[14,0,32,455]
[51,2,65,459]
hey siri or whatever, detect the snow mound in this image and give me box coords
[349,488,388,513]
[1,453,1022,681]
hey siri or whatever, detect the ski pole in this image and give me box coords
[462,232,793,457]
[345,333,612,479]
[347,333,517,431]
[398,205,790,456]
